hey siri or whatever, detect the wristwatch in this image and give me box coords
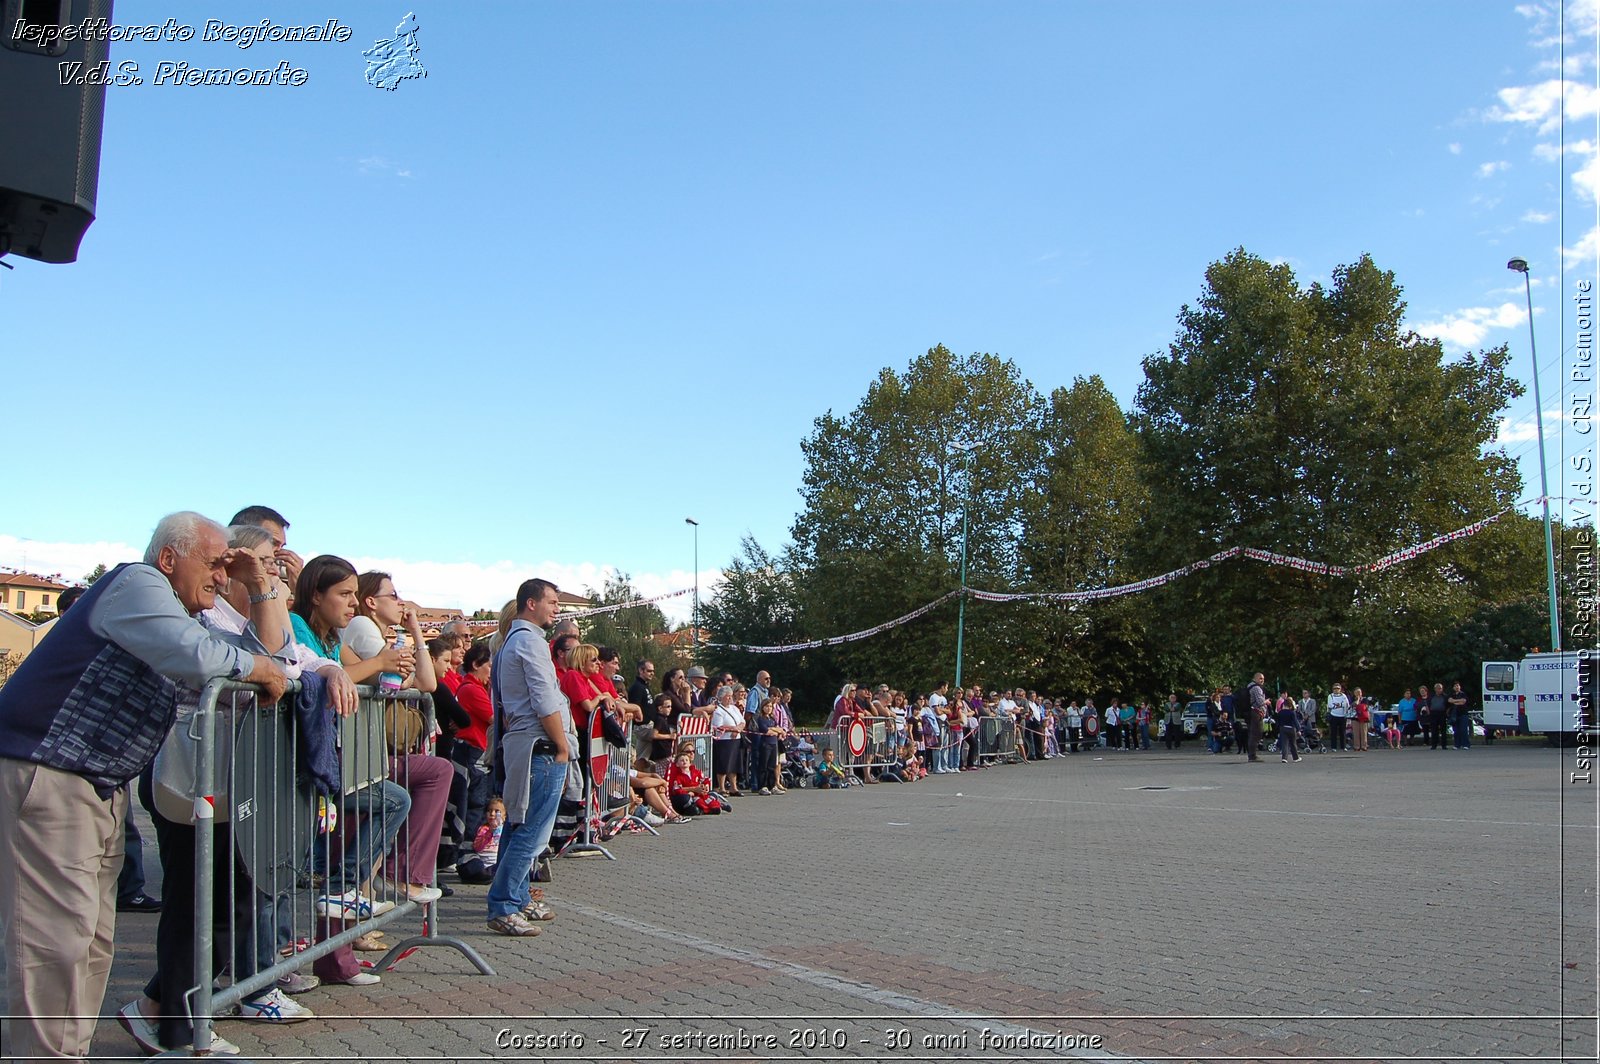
[249,587,280,604]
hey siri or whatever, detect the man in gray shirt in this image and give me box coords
[486,578,572,937]
[0,512,286,1062]
[1246,672,1268,762]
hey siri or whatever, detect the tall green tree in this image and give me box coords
[698,536,834,720]
[786,344,1045,695]
[1015,375,1154,697]
[578,571,687,683]
[1134,249,1525,688]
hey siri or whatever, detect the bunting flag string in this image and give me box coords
[706,591,962,654]
[702,495,1574,655]
[565,586,694,620]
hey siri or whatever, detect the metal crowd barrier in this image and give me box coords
[187,678,491,1057]
[977,716,1019,763]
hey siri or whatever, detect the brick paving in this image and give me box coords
[9,740,1596,1062]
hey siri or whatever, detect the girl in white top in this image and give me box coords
[346,571,450,906]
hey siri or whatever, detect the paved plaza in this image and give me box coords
[53,741,1600,1061]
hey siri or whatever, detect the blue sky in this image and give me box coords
[4,0,1596,620]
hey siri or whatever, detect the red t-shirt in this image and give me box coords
[440,670,464,695]
[665,760,708,797]
[560,668,602,731]
[454,675,493,750]
[594,672,620,698]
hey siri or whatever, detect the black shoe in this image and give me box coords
[117,893,163,913]
[438,884,455,898]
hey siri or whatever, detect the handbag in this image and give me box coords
[152,706,239,825]
[384,698,425,754]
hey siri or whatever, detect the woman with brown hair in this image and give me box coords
[345,571,451,906]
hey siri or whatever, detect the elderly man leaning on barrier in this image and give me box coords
[487,578,573,938]
[0,512,288,1062]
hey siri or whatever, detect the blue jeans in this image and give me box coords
[1453,712,1472,748]
[324,780,411,894]
[487,755,565,920]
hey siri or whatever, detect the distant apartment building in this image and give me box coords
[0,571,69,618]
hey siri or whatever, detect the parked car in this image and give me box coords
[1180,700,1211,737]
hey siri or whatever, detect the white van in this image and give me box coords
[1480,651,1597,741]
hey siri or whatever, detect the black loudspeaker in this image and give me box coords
[0,0,112,263]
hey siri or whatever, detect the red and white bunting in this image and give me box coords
[696,495,1572,654]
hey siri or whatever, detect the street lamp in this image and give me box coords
[685,517,700,656]
[950,441,981,689]
[1507,257,1561,651]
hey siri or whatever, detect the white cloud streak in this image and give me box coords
[1488,79,1600,134]
[0,536,716,624]
[1411,303,1529,349]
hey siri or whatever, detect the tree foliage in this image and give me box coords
[1133,250,1525,689]
[577,571,688,681]
[786,345,1044,697]
[700,251,1547,708]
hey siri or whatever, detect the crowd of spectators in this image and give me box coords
[0,504,1503,1059]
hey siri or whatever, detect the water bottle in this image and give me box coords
[379,629,406,694]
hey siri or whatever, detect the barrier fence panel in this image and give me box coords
[190,679,491,1057]
[977,716,1018,763]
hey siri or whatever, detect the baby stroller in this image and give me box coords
[1296,708,1327,754]
[781,735,816,789]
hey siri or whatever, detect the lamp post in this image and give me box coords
[950,440,982,689]
[685,517,700,656]
[1507,257,1561,651]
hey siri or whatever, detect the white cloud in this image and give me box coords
[1411,302,1529,349]
[1478,160,1511,177]
[1521,209,1554,223]
[1488,79,1600,134]
[1497,408,1572,445]
[1562,224,1599,269]
[1519,0,1597,73]
[356,156,414,178]
[1533,137,1596,161]
[354,556,718,623]
[1449,142,1462,155]
[0,536,716,624]
[1574,150,1600,202]
[0,535,137,586]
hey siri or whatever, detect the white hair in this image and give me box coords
[227,523,274,551]
[143,511,226,566]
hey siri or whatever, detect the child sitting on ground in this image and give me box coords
[665,747,724,815]
[455,798,505,883]
[1384,715,1402,749]
[815,747,849,789]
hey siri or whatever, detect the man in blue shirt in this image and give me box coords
[742,670,770,791]
[487,578,572,937]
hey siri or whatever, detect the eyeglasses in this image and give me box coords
[375,592,401,600]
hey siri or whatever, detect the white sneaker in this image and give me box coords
[315,890,395,919]
[195,1033,242,1054]
[118,1000,162,1055]
[237,987,315,1023]
[405,884,443,904]
[118,1002,242,1055]
[643,811,666,825]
